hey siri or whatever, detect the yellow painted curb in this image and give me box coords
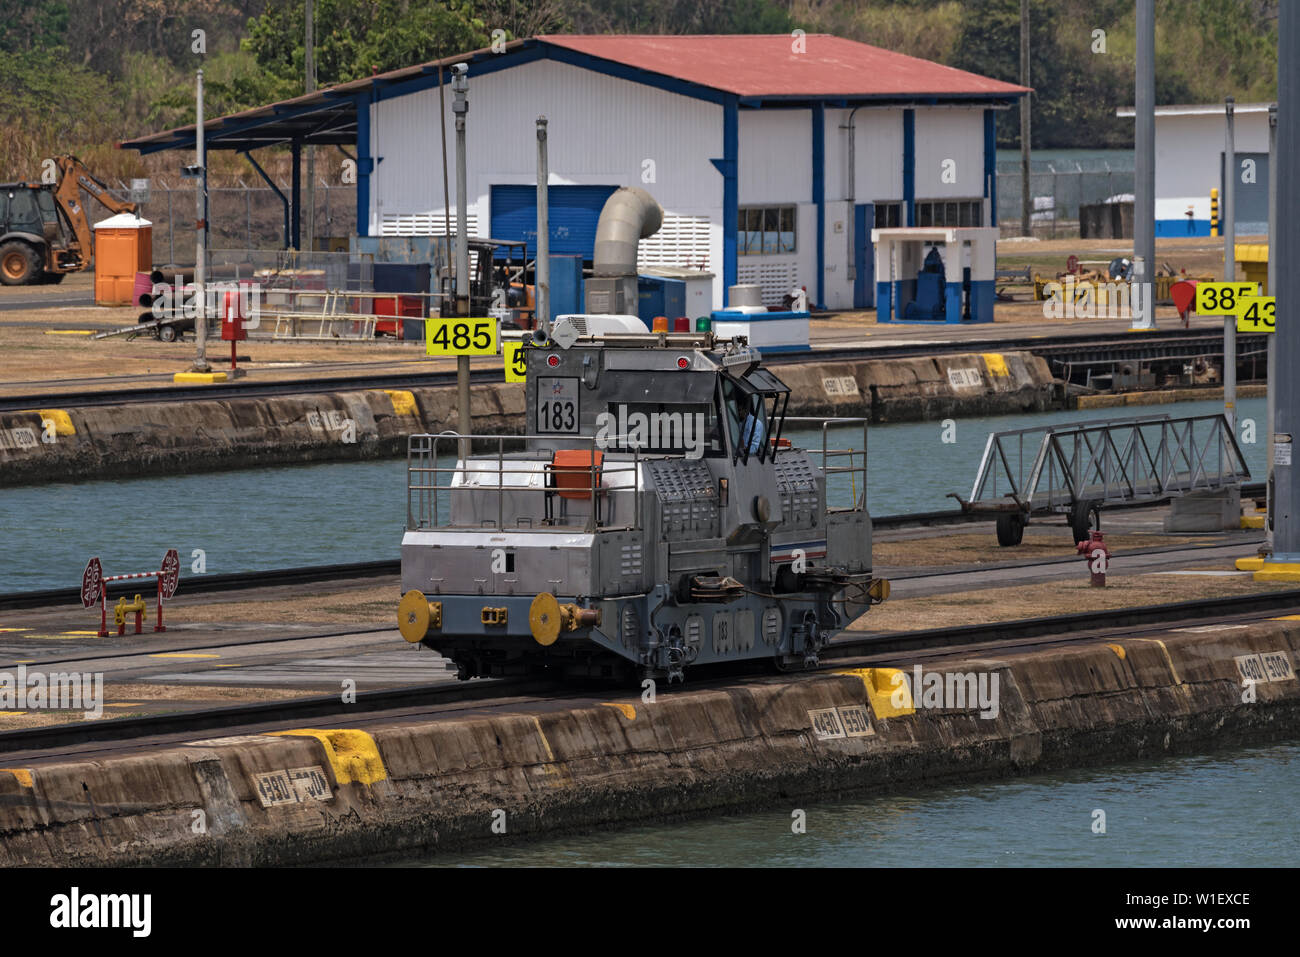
[1254,563,1300,583]
[270,728,387,785]
[0,769,33,788]
[1106,643,1126,660]
[835,667,915,718]
[35,409,75,436]
[173,371,228,384]
[384,389,418,416]
[1240,515,1265,529]
[601,702,636,721]
[1235,557,1266,571]
[43,330,94,336]
[981,352,1010,377]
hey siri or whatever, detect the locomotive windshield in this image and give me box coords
[720,368,790,464]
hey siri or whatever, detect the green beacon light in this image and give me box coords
[695,316,711,332]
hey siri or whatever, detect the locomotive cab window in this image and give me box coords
[720,370,790,465]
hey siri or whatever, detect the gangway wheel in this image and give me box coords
[996,512,1025,547]
[1070,499,1101,543]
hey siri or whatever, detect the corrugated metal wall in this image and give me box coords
[369,56,991,311]
[913,106,986,200]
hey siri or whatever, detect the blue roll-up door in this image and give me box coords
[490,184,618,260]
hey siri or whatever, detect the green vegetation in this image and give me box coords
[0,0,1278,185]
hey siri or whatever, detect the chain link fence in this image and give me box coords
[103,164,1136,257]
[996,160,1135,238]
[102,182,358,263]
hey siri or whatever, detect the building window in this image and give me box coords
[874,202,902,229]
[739,205,796,256]
[915,199,983,228]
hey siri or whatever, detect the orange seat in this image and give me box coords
[552,449,604,500]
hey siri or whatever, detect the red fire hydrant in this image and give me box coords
[1076,530,1111,587]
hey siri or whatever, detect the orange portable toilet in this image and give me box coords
[93,213,152,305]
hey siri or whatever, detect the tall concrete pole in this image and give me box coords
[1223,97,1237,431]
[452,64,470,461]
[536,117,550,335]
[1267,103,1277,551]
[1271,3,1299,564]
[1019,0,1031,237]
[304,0,315,253]
[192,67,210,372]
[1131,0,1156,330]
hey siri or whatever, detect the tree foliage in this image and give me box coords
[0,0,1281,183]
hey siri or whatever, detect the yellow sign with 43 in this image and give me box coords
[1235,295,1276,334]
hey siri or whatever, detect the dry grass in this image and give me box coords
[872,529,1216,569]
[173,582,398,627]
[855,564,1287,633]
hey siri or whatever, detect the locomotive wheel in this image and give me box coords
[1070,499,1101,543]
[995,512,1025,547]
[0,242,41,286]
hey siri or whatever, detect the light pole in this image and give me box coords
[191,67,210,372]
[452,63,470,461]
[1257,3,1300,577]
[1223,97,1237,431]
[1131,0,1156,330]
[536,116,550,336]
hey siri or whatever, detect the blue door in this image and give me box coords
[853,203,874,309]
[490,184,618,261]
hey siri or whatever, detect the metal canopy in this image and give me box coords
[120,94,359,155]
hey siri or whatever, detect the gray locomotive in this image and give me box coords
[397,315,888,681]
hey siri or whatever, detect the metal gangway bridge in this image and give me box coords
[951,413,1250,545]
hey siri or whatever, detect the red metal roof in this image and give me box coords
[540,34,1029,99]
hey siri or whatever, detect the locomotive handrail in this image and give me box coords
[407,431,643,533]
[783,416,869,512]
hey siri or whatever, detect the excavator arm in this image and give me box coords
[51,154,139,271]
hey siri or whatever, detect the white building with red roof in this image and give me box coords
[125,34,1028,311]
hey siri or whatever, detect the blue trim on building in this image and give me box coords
[355,93,372,238]
[983,109,997,227]
[853,203,873,309]
[903,109,916,226]
[711,94,739,307]
[812,102,826,309]
[1157,219,1212,237]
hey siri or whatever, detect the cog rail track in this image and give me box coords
[2,587,1298,757]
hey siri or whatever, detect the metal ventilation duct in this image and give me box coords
[592,186,663,278]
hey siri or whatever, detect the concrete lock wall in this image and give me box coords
[0,622,1295,866]
[0,353,1056,486]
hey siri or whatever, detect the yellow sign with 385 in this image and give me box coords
[1195,282,1256,316]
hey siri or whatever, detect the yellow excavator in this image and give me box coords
[0,155,138,285]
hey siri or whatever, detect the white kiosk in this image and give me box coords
[871,227,998,324]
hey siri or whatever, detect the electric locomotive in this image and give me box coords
[397,315,888,681]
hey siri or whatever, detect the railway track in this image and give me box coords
[1,586,1297,759]
[0,491,1266,611]
[0,326,1246,413]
